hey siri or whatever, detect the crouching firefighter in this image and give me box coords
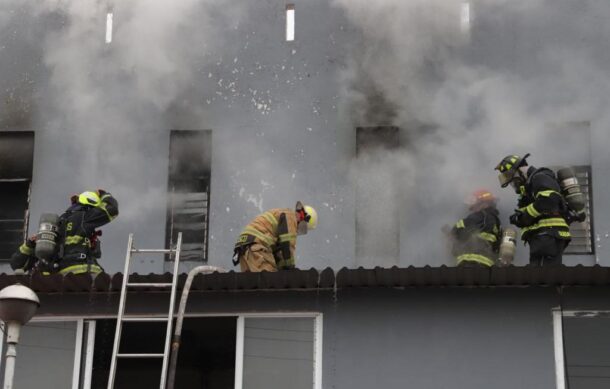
[449,190,502,267]
[233,202,318,272]
[495,154,576,266]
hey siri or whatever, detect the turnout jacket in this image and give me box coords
[516,167,571,243]
[451,206,502,267]
[235,208,298,269]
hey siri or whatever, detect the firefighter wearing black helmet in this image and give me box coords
[495,154,571,265]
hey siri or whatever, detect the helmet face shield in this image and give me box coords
[495,153,530,188]
[297,220,308,236]
[498,171,514,188]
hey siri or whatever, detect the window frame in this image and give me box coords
[552,309,610,389]
[0,317,95,389]
[8,312,323,389]
[0,131,35,262]
[354,126,401,265]
[165,130,212,263]
[234,312,323,389]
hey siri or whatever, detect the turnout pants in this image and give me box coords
[238,243,278,272]
[528,234,567,266]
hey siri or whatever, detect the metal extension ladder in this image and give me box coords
[107,232,183,389]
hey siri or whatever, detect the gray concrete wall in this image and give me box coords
[34,286,565,389]
[1,0,609,272]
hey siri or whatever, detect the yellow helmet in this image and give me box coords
[303,205,318,230]
[78,191,101,207]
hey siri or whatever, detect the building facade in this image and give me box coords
[1,267,610,389]
[1,1,610,387]
[1,0,609,273]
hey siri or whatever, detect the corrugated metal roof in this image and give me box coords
[0,266,609,293]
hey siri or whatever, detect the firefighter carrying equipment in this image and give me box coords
[495,153,530,190]
[11,190,119,275]
[451,204,502,267]
[59,190,118,275]
[234,208,301,271]
[511,166,571,245]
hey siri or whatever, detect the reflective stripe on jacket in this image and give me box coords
[456,253,495,267]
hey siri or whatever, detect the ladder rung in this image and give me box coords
[117,353,164,358]
[131,249,172,254]
[122,317,169,322]
[126,283,173,288]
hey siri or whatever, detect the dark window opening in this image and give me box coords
[0,131,34,260]
[166,130,212,262]
[91,317,236,389]
[355,127,400,266]
[563,316,610,389]
[565,165,594,255]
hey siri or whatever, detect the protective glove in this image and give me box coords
[566,210,586,224]
[25,235,37,248]
[509,210,529,228]
[97,189,107,196]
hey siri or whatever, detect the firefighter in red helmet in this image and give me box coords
[449,189,502,267]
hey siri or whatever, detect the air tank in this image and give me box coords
[35,213,59,261]
[498,228,517,266]
[556,167,586,219]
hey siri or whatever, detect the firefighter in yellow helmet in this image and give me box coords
[233,202,318,272]
[10,190,119,275]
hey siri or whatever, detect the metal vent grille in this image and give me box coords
[565,166,594,255]
[168,186,209,261]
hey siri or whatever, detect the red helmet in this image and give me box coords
[466,189,497,209]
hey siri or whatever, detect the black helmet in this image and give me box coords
[495,153,529,187]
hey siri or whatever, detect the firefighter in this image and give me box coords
[57,189,118,274]
[233,202,318,272]
[448,190,502,267]
[495,154,570,265]
[10,189,119,275]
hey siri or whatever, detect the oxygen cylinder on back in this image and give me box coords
[35,213,60,261]
[556,167,587,221]
[498,228,517,266]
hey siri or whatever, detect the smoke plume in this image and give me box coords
[334,0,610,265]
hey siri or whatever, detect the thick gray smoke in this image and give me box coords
[0,0,253,271]
[2,0,610,271]
[333,0,610,266]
